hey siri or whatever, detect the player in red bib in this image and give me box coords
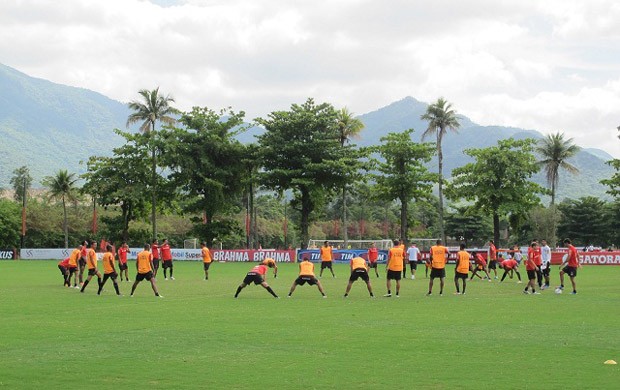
[499,258,521,283]
[367,242,379,278]
[58,257,70,287]
[151,239,161,277]
[470,252,492,281]
[558,238,581,294]
[160,238,174,280]
[524,241,541,294]
[234,263,278,298]
[117,242,130,282]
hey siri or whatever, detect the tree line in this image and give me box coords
[2,89,620,251]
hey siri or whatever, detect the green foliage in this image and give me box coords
[525,205,561,247]
[41,169,80,248]
[558,197,609,247]
[601,159,620,199]
[444,206,493,246]
[9,166,32,203]
[446,138,545,245]
[0,199,20,247]
[536,132,580,205]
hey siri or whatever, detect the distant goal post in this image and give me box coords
[183,238,198,249]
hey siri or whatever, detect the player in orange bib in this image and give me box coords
[288,257,326,297]
[319,241,335,278]
[427,239,450,296]
[344,256,375,298]
[130,243,163,298]
[234,263,278,298]
[80,241,102,293]
[97,244,121,296]
[385,240,404,297]
[201,242,213,280]
[454,244,470,295]
[67,246,81,288]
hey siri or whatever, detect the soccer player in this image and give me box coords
[344,256,375,298]
[512,245,523,264]
[454,244,470,295]
[151,239,161,277]
[130,243,163,298]
[540,239,552,289]
[117,242,130,282]
[524,242,540,294]
[80,241,102,293]
[367,242,379,278]
[288,257,326,298]
[406,242,421,280]
[398,240,407,278]
[97,244,121,296]
[427,239,449,296]
[160,238,174,280]
[58,257,70,287]
[262,257,278,278]
[528,241,543,289]
[488,239,498,279]
[78,240,88,285]
[234,262,278,298]
[67,246,81,288]
[499,258,522,283]
[201,242,213,280]
[385,239,404,297]
[470,251,491,281]
[558,238,581,294]
[319,241,335,278]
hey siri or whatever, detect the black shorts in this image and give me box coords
[430,268,446,279]
[542,265,550,276]
[409,261,418,270]
[454,271,468,280]
[87,268,98,276]
[526,270,536,280]
[387,270,401,280]
[295,275,318,286]
[562,266,577,277]
[105,272,118,279]
[58,265,67,275]
[321,261,333,269]
[79,259,86,267]
[119,263,128,271]
[349,268,370,282]
[243,272,263,285]
[162,260,173,269]
[152,259,160,268]
[136,271,154,281]
[203,262,212,270]
[68,266,78,274]
[488,260,497,269]
[368,261,378,269]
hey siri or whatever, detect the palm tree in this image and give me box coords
[126,87,178,241]
[42,170,79,248]
[536,132,580,205]
[420,98,460,242]
[336,108,364,247]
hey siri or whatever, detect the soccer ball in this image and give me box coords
[554,288,563,294]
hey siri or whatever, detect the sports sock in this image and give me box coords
[387,290,391,295]
[170,268,173,277]
[113,282,120,295]
[462,281,467,294]
[234,286,242,297]
[516,272,521,281]
[80,279,89,292]
[97,277,102,288]
[163,269,167,278]
[265,286,278,298]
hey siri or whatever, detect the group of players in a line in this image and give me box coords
[57,237,582,298]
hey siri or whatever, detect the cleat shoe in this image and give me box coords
[170,276,175,280]
[533,292,541,295]
[383,293,392,297]
[523,290,530,294]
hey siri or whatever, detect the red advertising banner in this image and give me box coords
[551,251,620,265]
[210,249,296,263]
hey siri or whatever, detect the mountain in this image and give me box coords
[0,64,614,202]
[0,63,131,188]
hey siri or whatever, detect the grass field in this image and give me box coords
[0,260,618,389]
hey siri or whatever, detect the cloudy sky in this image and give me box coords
[1,0,619,156]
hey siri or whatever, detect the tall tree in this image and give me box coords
[126,87,179,241]
[446,138,545,245]
[10,166,32,203]
[42,170,79,248]
[420,97,461,242]
[370,129,436,244]
[535,132,580,205]
[257,98,357,248]
[558,197,608,247]
[336,107,365,247]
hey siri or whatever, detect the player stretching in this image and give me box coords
[319,241,335,278]
[98,244,121,296]
[288,257,326,298]
[385,240,404,297]
[130,244,163,298]
[367,242,379,278]
[558,238,581,294]
[67,246,81,288]
[117,242,130,282]
[201,242,213,280]
[427,239,449,296]
[540,239,552,289]
[262,258,278,278]
[80,241,102,293]
[161,239,174,280]
[234,262,278,298]
[470,251,491,281]
[454,244,470,295]
[58,257,70,287]
[524,242,540,294]
[344,256,375,298]
[407,242,421,280]
[499,258,521,283]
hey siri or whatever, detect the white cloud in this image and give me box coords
[0,0,619,157]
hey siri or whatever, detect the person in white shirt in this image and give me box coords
[406,243,421,280]
[540,239,552,289]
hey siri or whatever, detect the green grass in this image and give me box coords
[0,261,618,389]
